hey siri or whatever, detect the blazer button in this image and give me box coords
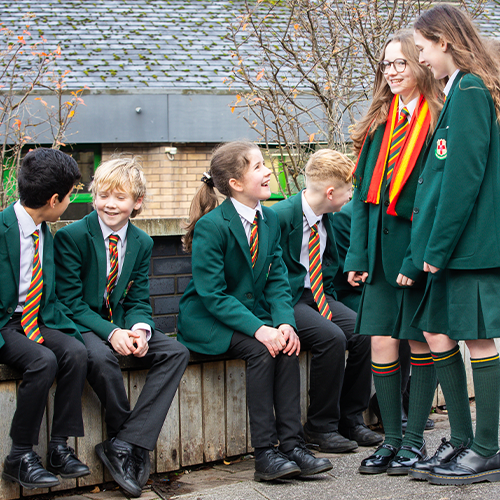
[418,177,424,184]
[246,293,253,300]
[383,228,389,235]
[7,307,13,314]
[384,200,390,207]
[413,208,419,214]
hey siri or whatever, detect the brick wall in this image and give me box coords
[102,143,214,219]
[149,234,191,334]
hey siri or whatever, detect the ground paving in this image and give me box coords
[53,403,500,500]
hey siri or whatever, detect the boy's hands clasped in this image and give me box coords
[254,324,300,357]
[110,328,149,357]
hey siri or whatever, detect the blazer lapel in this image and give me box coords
[222,199,254,269]
[3,205,20,291]
[88,211,107,299]
[112,225,139,305]
[253,210,269,278]
[41,222,53,300]
[288,192,306,267]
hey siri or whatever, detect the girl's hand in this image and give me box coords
[396,274,414,287]
[278,324,301,356]
[348,271,369,287]
[255,325,287,357]
[423,262,440,274]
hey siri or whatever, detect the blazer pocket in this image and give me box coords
[180,300,218,344]
[430,128,448,172]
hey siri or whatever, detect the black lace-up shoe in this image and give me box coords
[134,446,150,488]
[2,451,60,489]
[304,425,358,453]
[286,443,333,477]
[46,445,90,478]
[254,447,301,481]
[95,439,141,497]
[409,438,458,480]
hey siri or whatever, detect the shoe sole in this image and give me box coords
[2,471,60,490]
[46,467,91,479]
[306,442,358,454]
[356,438,384,447]
[428,469,500,485]
[299,462,333,477]
[95,443,142,497]
[408,468,431,480]
[386,467,410,476]
[254,467,301,481]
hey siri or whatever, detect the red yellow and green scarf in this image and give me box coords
[353,94,430,219]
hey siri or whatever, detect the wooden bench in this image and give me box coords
[0,346,315,500]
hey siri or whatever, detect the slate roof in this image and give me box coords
[2,0,500,92]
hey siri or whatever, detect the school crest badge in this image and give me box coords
[435,138,447,159]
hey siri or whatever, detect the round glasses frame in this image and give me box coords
[379,58,407,73]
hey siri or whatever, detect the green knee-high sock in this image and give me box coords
[471,354,500,457]
[431,346,474,448]
[372,359,402,455]
[398,353,436,458]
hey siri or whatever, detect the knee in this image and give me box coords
[171,341,190,369]
[29,348,58,382]
[371,336,396,358]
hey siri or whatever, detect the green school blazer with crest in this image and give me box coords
[411,72,500,270]
[177,198,296,356]
[270,191,340,305]
[0,203,83,350]
[54,210,155,340]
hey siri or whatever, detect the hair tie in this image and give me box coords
[201,171,214,187]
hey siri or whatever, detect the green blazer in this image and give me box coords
[344,125,426,287]
[54,210,155,340]
[271,191,339,306]
[177,198,296,355]
[411,73,500,270]
[0,203,83,350]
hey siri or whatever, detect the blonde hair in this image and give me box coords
[351,29,443,155]
[182,141,260,253]
[90,156,146,218]
[415,4,500,119]
[305,149,354,187]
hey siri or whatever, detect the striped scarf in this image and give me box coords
[353,94,430,219]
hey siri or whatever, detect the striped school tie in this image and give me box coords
[250,213,259,268]
[309,224,332,320]
[386,107,410,182]
[21,229,44,343]
[106,234,119,322]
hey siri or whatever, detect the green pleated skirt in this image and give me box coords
[412,267,500,340]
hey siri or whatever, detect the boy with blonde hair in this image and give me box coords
[271,149,381,453]
[54,157,189,497]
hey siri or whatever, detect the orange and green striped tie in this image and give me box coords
[309,224,332,320]
[21,230,44,343]
[250,213,258,268]
[106,234,119,322]
[386,107,410,182]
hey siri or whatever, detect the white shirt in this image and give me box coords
[400,95,418,119]
[300,191,328,289]
[230,198,264,246]
[97,217,151,341]
[444,69,460,97]
[14,201,44,313]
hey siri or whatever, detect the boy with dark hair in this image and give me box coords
[54,156,189,498]
[0,148,89,490]
[272,149,381,453]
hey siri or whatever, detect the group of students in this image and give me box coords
[1,3,500,497]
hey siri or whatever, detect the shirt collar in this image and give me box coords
[444,69,460,97]
[399,95,418,118]
[14,200,42,238]
[98,214,129,243]
[230,197,263,224]
[301,191,321,228]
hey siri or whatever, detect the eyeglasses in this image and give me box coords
[379,59,407,73]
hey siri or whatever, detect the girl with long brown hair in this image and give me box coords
[345,29,442,476]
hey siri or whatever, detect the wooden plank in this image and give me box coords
[0,381,20,500]
[23,382,48,497]
[47,382,77,492]
[179,365,203,466]
[156,389,180,472]
[299,352,308,425]
[201,361,225,462]
[77,380,104,487]
[225,360,246,457]
[129,370,156,474]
